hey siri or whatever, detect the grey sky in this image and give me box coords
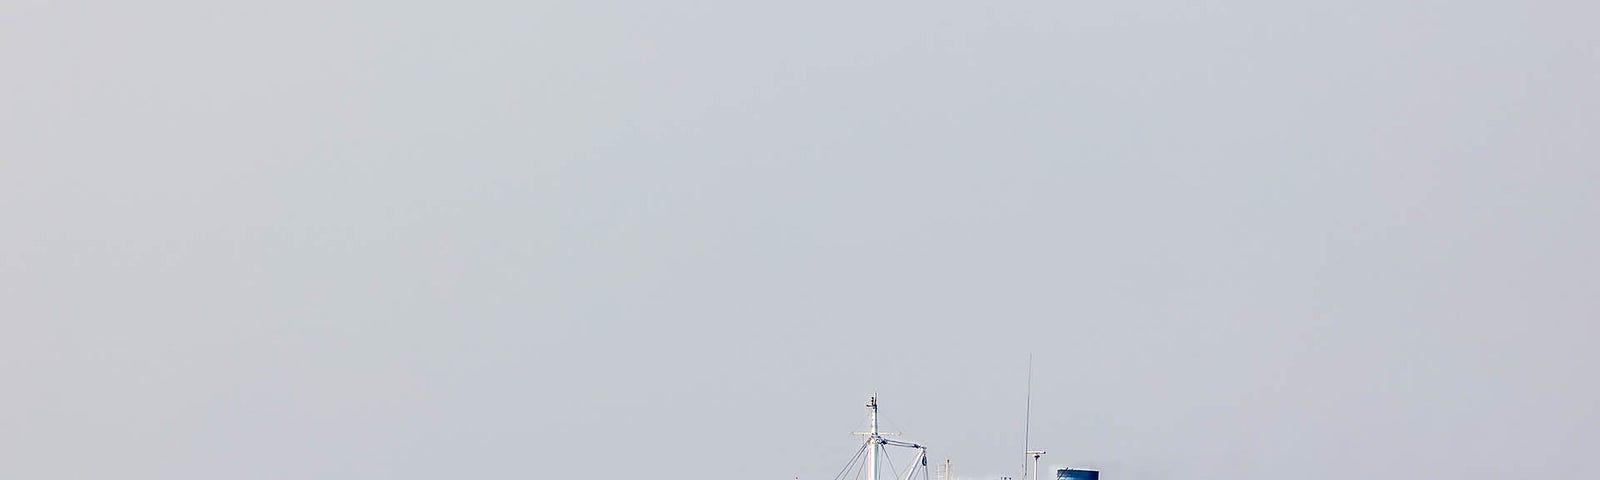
[3,1,1597,479]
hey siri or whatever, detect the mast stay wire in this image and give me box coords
[881,444,898,480]
[832,441,870,480]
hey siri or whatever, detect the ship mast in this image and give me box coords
[850,394,928,480]
[867,395,879,480]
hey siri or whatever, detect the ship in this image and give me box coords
[826,394,1099,480]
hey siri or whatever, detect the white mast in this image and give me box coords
[1027,451,1047,480]
[853,394,925,480]
[867,394,878,480]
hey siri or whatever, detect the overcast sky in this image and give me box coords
[3,1,1597,479]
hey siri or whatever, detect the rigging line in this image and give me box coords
[832,444,862,480]
[832,441,870,480]
[900,451,918,480]
[882,444,899,479]
[855,447,868,480]
[880,409,907,437]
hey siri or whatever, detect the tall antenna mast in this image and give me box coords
[1021,355,1034,480]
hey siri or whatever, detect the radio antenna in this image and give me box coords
[1021,355,1033,480]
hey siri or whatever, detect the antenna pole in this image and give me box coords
[1020,358,1048,480]
[1022,355,1033,480]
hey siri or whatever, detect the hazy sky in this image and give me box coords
[3,1,1597,479]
